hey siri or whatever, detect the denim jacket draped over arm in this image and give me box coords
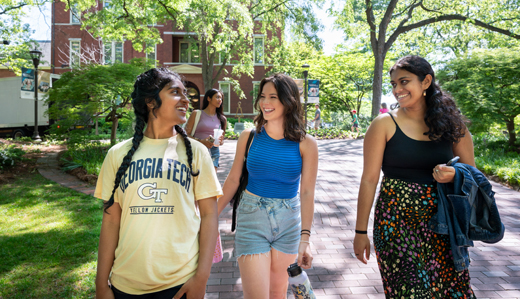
[429,162,505,272]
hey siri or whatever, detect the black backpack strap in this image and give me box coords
[244,129,255,158]
[231,129,255,232]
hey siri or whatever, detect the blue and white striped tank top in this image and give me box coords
[246,128,302,198]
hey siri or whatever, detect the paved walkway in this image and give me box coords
[37,139,520,298]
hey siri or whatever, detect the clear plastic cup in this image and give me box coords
[213,129,223,146]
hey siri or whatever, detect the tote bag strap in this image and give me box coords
[189,110,202,137]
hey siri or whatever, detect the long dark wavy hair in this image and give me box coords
[389,55,466,143]
[103,68,199,213]
[201,88,226,132]
[254,73,306,142]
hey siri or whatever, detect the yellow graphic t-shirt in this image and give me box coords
[94,135,222,294]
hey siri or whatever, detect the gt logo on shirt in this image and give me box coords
[137,183,168,203]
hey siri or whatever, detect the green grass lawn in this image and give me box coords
[0,173,102,298]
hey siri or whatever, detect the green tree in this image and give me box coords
[46,60,147,145]
[268,42,389,118]
[437,48,520,146]
[63,0,323,95]
[310,51,392,114]
[333,0,520,117]
[0,0,49,74]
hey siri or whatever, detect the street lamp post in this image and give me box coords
[29,49,43,142]
[302,63,310,126]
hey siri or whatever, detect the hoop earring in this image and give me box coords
[423,90,427,97]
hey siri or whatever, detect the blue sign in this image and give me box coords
[308,79,319,103]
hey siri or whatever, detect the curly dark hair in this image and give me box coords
[103,68,199,213]
[202,88,226,133]
[389,55,466,143]
[254,73,306,142]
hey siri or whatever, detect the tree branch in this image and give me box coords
[156,0,178,19]
[419,3,442,14]
[252,0,291,20]
[0,3,28,15]
[385,14,520,53]
[365,0,378,52]
[379,0,400,42]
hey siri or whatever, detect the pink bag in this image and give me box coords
[213,231,223,263]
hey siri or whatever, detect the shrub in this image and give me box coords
[62,141,110,175]
[473,133,520,186]
[0,145,26,170]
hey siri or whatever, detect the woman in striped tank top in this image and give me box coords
[217,73,319,298]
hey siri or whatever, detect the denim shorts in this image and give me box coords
[209,146,220,168]
[235,191,301,257]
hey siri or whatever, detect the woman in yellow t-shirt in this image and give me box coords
[94,68,222,299]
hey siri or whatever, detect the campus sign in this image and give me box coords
[21,67,51,100]
[293,78,320,104]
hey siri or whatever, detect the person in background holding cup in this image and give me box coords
[186,89,227,173]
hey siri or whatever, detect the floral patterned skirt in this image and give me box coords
[373,177,476,299]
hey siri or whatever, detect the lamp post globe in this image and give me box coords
[29,49,43,142]
[302,63,310,126]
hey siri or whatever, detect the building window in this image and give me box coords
[179,41,200,63]
[146,43,156,66]
[104,41,123,65]
[252,82,260,113]
[254,37,264,64]
[219,83,231,114]
[71,5,81,24]
[70,40,81,66]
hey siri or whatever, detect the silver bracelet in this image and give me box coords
[300,240,310,244]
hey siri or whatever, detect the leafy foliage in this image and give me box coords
[62,141,110,175]
[0,0,49,74]
[268,42,391,115]
[0,144,26,170]
[332,0,520,116]
[45,60,147,145]
[473,133,520,186]
[437,48,520,145]
[62,0,323,94]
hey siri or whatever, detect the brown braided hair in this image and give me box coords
[103,68,199,213]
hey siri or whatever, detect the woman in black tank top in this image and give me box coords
[353,56,477,298]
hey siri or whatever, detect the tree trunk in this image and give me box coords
[506,117,516,146]
[371,52,385,117]
[200,35,214,93]
[110,115,119,146]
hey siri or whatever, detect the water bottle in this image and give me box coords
[287,263,316,299]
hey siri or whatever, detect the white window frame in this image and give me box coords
[69,39,81,67]
[179,41,200,63]
[103,41,124,65]
[252,81,260,113]
[219,82,231,114]
[70,5,81,24]
[253,35,264,65]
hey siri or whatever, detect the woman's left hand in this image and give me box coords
[173,274,207,299]
[218,134,224,146]
[433,164,455,183]
[297,242,313,269]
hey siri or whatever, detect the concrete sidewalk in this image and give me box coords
[38,139,520,298]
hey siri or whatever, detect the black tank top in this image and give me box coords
[382,113,454,184]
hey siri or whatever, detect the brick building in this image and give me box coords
[50,1,274,118]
